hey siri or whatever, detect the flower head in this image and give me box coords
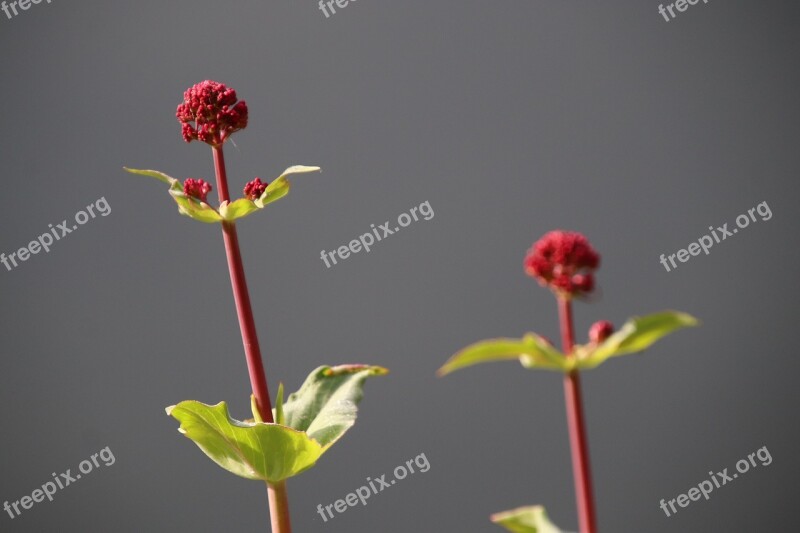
[243,178,269,201]
[589,320,614,344]
[176,80,248,145]
[524,230,600,298]
[183,178,212,203]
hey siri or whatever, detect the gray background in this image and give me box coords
[1,1,798,531]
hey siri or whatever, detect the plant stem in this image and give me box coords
[267,482,293,533]
[212,145,274,423]
[557,296,598,533]
[212,145,293,532]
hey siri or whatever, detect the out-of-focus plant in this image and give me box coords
[439,230,697,533]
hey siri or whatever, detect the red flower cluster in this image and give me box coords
[176,80,248,145]
[524,230,600,297]
[243,178,268,201]
[589,320,614,344]
[183,178,212,203]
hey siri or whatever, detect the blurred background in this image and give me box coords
[1,1,798,531]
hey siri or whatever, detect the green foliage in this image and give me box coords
[166,365,386,483]
[123,165,320,223]
[491,505,562,533]
[274,383,286,426]
[438,334,567,376]
[166,401,322,483]
[575,311,698,370]
[219,198,260,221]
[438,311,698,376]
[281,365,389,451]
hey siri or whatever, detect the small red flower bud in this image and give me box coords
[243,178,268,201]
[589,320,614,344]
[176,81,248,146]
[524,230,600,297]
[183,178,212,203]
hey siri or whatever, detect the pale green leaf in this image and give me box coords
[169,190,223,223]
[125,166,223,223]
[491,505,562,533]
[255,177,291,208]
[276,165,322,180]
[281,365,388,451]
[254,165,321,208]
[250,395,264,424]
[220,198,260,221]
[577,311,698,370]
[166,400,322,483]
[275,383,286,426]
[123,167,180,187]
[438,334,568,376]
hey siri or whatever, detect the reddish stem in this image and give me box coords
[268,482,293,533]
[557,296,598,533]
[212,145,293,532]
[212,144,232,205]
[212,145,274,424]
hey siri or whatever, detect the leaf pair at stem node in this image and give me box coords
[166,365,387,484]
[123,166,320,224]
[438,311,698,376]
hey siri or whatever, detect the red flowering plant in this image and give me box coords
[438,230,697,533]
[125,81,386,532]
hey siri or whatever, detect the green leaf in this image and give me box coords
[577,311,699,370]
[281,365,388,451]
[220,198,260,221]
[491,506,562,533]
[249,395,263,424]
[275,383,286,426]
[123,167,179,186]
[125,166,222,223]
[166,400,322,483]
[277,165,322,180]
[254,165,320,209]
[255,177,291,208]
[169,190,223,223]
[438,334,568,376]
